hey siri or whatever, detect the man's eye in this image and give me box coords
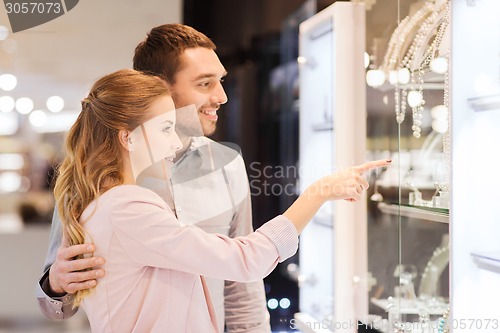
[199,81,210,88]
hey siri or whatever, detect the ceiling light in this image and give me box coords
[267,298,278,310]
[388,70,398,85]
[279,298,291,309]
[432,119,448,133]
[0,172,22,192]
[431,105,448,120]
[398,68,410,84]
[364,52,370,69]
[0,96,15,113]
[0,112,19,135]
[15,97,34,114]
[46,95,65,112]
[407,90,423,108]
[29,110,48,127]
[430,57,448,74]
[0,74,17,91]
[366,69,385,88]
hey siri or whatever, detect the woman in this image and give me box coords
[54,69,389,332]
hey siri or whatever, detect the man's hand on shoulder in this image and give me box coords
[48,243,105,296]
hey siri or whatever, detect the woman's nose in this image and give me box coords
[173,132,182,152]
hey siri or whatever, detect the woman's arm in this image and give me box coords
[284,159,390,234]
[106,159,389,282]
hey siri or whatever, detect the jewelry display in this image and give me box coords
[374,0,452,208]
[381,2,434,74]
[441,50,451,196]
[367,3,454,333]
[419,244,449,298]
[400,0,449,72]
[376,0,450,135]
[437,307,450,333]
[380,1,435,125]
[392,321,405,333]
[418,310,430,333]
[406,1,450,138]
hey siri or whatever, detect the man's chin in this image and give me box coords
[201,122,217,137]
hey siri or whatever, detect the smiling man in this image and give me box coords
[36,24,271,333]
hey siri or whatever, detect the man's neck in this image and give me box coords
[174,135,195,163]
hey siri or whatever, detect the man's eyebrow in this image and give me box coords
[194,72,228,81]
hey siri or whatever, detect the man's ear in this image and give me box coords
[118,129,132,151]
[164,81,175,96]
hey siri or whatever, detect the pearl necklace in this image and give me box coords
[411,2,450,71]
[437,307,450,333]
[441,50,451,193]
[401,1,448,71]
[389,0,450,134]
[407,0,450,138]
[387,1,435,125]
[381,1,434,74]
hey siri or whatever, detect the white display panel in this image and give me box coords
[296,3,366,332]
[299,15,335,226]
[297,16,335,330]
[451,0,500,331]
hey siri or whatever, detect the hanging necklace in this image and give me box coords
[393,0,449,136]
[381,1,434,74]
[437,307,450,333]
[387,1,435,125]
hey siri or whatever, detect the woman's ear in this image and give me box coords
[118,129,133,151]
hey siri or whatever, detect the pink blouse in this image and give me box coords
[80,185,298,333]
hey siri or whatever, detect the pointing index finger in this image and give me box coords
[354,159,391,174]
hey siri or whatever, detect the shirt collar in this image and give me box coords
[174,136,212,165]
[189,136,210,152]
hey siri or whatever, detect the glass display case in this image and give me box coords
[365,0,452,331]
[295,0,500,332]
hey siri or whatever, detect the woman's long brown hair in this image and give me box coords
[53,69,169,306]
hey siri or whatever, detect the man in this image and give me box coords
[36,24,271,333]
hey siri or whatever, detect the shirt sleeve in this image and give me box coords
[109,187,299,282]
[36,269,77,320]
[35,208,79,320]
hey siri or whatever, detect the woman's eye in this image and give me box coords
[162,126,172,133]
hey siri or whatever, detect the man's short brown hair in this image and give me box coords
[133,24,216,84]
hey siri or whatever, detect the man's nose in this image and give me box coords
[211,81,228,105]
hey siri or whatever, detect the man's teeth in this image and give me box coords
[201,110,217,116]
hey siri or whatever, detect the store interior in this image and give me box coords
[1,0,500,332]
